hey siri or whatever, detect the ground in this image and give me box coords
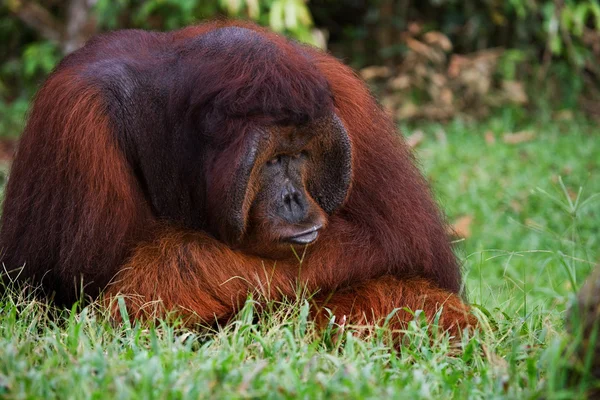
[0,108,599,399]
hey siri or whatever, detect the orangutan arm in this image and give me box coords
[312,276,476,337]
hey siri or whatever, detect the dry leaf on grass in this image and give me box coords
[502,131,536,144]
[406,130,425,148]
[562,166,573,175]
[509,200,523,213]
[449,215,473,238]
[485,131,496,144]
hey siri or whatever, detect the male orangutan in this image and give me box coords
[0,21,475,335]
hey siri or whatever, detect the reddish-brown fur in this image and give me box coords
[0,21,474,335]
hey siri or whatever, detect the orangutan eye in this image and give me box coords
[291,151,308,160]
[267,156,281,166]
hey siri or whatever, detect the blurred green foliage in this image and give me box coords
[0,0,314,137]
[95,0,313,39]
[317,1,600,114]
[312,0,600,67]
[0,0,599,136]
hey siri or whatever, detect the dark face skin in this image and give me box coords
[238,126,328,258]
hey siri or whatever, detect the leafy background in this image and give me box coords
[1,1,600,398]
[1,0,599,137]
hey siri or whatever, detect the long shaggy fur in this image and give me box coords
[0,20,474,333]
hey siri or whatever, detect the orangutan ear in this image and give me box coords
[307,114,352,214]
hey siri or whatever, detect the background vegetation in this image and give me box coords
[0,0,599,398]
[2,0,600,135]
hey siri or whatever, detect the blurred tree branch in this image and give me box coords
[8,0,97,54]
[64,0,97,54]
[9,1,62,43]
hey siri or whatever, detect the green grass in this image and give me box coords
[1,110,599,399]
